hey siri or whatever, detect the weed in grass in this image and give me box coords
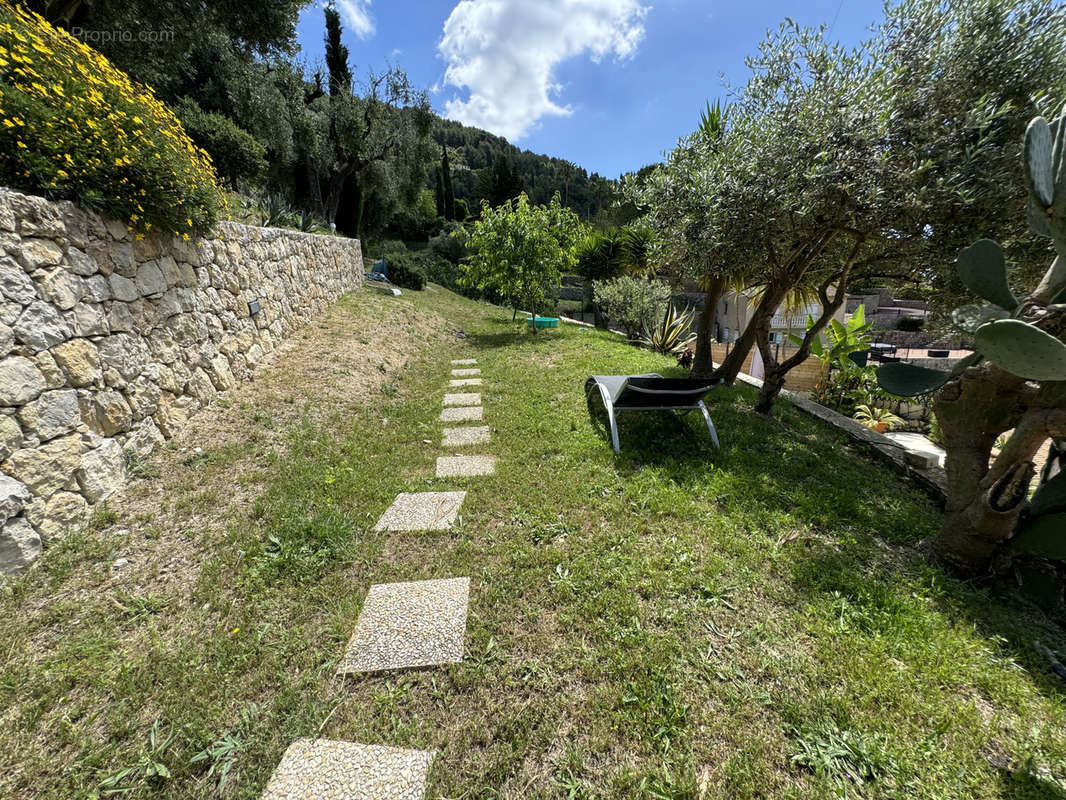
[87,503,118,530]
[790,718,887,787]
[181,450,212,468]
[94,720,175,796]
[123,450,160,479]
[189,703,259,793]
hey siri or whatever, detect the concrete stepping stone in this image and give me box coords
[442,426,490,447]
[260,738,434,800]
[450,358,477,365]
[374,491,465,531]
[443,392,481,406]
[436,455,496,477]
[337,577,470,673]
[440,405,483,422]
[449,378,482,387]
[451,368,481,377]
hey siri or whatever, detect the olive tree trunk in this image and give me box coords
[714,281,790,385]
[930,362,1066,574]
[692,275,726,378]
[754,258,856,414]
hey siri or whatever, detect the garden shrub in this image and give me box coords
[428,227,467,264]
[592,275,672,337]
[0,3,224,236]
[382,251,426,290]
[174,97,267,188]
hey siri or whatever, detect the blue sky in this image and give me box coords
[295,0,883,179]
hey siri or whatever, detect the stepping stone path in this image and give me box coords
[374,491,466,531]
[441,405,483,422]
[261,738,434,800]
[337,577,471,673]
[263,356,492,798]
[442,425,491,447]
[443,392,481,407]
[436,455,496,477]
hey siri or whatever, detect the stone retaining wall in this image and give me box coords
[0,188,364,573]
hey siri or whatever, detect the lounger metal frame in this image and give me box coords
[586,373,720,454]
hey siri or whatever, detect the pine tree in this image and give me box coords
[324,3,352,97]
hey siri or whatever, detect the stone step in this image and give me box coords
[374,491,465,531]
[450,358,477,365]
[436,455,496,477]
[440,405,482,422]
[337,577,471,673]
[260,738,434,799]
[442,426,490,447]
[449,378,482,387]
[443,392,481,407]
[450,368,481,377]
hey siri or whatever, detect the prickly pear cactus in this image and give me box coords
[873,107,1066,577]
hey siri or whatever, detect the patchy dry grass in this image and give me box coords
[1,285,1064,800]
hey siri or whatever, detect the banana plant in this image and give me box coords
[791,303,873,373]
[874,106,1066,574]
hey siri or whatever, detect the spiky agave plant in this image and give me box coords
[640,304,697,355]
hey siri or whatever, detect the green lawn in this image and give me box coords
[2,286,1065,799]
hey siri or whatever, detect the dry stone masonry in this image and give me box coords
[0,188,363,574]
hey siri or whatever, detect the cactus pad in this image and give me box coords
[875,363,950,397]
[956,240,1017,310]
[974,319,1066,381]
[1024,116,1055,208]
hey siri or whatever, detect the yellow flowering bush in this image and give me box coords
[0,2,224,237]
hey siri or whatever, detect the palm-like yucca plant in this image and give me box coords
[640,304,697,355]
[852,404,904,433]
[619,225,654,276]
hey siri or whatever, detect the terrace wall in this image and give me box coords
[0,189,364,574]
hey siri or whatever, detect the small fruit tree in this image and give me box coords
[877,107,1066,576]
[462,193,582,333]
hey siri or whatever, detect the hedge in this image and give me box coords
[0,2,224,237]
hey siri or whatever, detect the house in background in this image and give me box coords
[846,288,930,329]
[711,290,848,345]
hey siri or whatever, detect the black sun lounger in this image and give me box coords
[585,373,720,453]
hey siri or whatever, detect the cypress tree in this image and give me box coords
[441,145,456,220]
[324,3,352,97]
[434,166,445,218]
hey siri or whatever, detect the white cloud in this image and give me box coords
[335,0,375,39]
[438,0,649,140]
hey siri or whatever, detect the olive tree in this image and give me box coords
[636,0,1066,415]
